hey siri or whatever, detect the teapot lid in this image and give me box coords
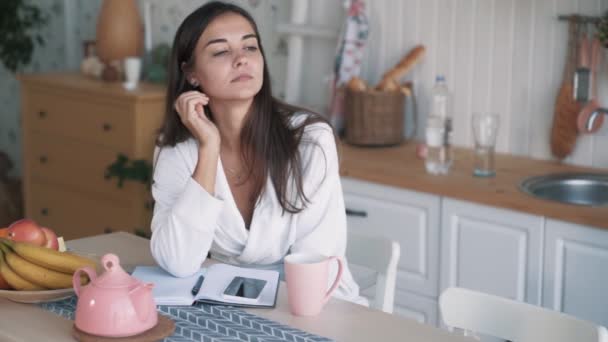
[93,254,139,288]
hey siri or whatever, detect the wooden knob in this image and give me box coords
[41,208,49,216]
[104,227,113,234]
[39,155,48,164]
[102,123,112,132]
[38,111,47,118]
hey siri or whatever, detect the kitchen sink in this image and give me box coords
[520,173,608,207]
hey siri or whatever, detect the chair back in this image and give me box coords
[346,232,400,313]
[439,287,608,342]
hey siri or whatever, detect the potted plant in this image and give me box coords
[598,12,608,48]
[0,0,48,72]
[0,1,48,225]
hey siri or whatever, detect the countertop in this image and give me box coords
[338,142,608,230]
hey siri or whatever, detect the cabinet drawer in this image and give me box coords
[27,131,145,202]
[25,93,134,151]
[342,177,440,298]
[28,181,138,240]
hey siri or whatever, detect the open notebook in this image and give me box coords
[131,263,280,308]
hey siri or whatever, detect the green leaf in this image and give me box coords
[0,0,49,72]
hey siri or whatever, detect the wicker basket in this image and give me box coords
[344,88,405,146]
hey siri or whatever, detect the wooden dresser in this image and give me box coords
[19,73,166,240]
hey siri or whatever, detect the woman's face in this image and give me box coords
[189,13,264,101]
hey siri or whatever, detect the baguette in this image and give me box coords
[347,76,368,91]
[376,45,426,89]
[376,78,400,92]
[400,81,413,97]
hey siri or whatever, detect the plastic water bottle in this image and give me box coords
[425,75,452,175]
[431,75,449,120]
[425,118,452,175]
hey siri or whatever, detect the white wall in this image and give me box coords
[300,0,608,168]
[3,0,607,175]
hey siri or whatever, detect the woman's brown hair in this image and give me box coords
[157,1,330,214]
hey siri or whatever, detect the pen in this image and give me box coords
[191,275,205,296]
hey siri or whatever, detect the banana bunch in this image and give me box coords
[0,239,96,290]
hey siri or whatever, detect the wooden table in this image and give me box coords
[0,232,472,342]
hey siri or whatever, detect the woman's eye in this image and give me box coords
[212,50,228,57]
[245,46,258,52]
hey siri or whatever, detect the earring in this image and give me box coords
[190,79,199,87]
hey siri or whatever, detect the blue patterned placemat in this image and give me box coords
[39,296,333,342]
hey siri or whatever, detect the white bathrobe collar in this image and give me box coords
[213,158,294,265]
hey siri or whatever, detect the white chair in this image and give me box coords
[346,232,400,314]
[439,287,608,342]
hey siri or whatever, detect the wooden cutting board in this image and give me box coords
[72,314,175,342]
[550,18,581,159]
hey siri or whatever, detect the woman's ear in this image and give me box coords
[181,62,198,87]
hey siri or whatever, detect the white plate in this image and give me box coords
[0,287,74,303]
[0,251,101,303]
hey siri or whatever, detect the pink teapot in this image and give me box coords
[72,253,158,337]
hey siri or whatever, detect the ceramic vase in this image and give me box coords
[96,0,143,63]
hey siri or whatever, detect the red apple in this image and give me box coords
[40,227,59,250]
[6,219,47,246]
[0,274,9,290]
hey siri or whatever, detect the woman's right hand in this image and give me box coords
[174,91,220,150]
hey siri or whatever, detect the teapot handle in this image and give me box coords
[73,266,97,297]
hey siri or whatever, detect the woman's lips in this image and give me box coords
[231,74,253,82]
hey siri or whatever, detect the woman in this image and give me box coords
[150,1,361,303]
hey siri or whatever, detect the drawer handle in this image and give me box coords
[102,123,112,132]
[38,111,47,118]
[41,208,49,216]
[39,155,48,164]
[346,208,367,218]
[104,227,113,234]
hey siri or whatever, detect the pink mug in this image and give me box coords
[284,253,343,316]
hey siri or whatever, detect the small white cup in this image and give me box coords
[123,57,142,90]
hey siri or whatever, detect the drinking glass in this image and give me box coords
[472,113,500,177]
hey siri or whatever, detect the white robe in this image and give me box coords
[149,117,363,304]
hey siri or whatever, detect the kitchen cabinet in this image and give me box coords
[393,289,438,326]
[339,143,608,329]
[19,73,165,240]
[341,177,441,318]
[341,177,555,327]
[439,198,544,305]
[543,219,608,328]
[343,175,608,331]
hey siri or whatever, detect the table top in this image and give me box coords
[0,232,472,342]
